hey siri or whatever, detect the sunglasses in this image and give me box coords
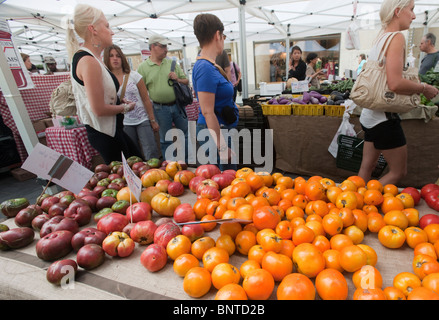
[154,43,168,49]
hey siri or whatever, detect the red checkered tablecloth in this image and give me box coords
[45,126,99,170]
[0,73,71,161]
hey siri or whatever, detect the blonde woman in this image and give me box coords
[103,44,160,160]
[358,0,438,185]
[66,4,141,164]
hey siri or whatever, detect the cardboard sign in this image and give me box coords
[21,143,94,194]
[121,152,142,203]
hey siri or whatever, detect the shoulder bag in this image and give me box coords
[168,60,192,117]
[350,32,421,113]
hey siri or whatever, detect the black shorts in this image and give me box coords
[361,117,406,150]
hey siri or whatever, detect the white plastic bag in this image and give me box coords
[328,100,357,158]
[345,21,360,50]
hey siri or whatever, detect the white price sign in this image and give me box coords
[121,152,142,203]
[290,80,309,93]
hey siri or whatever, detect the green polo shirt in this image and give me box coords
[137,58,187,104]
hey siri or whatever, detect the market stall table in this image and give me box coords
[45,126,100,170]
[0,189,437,300]
[0,73,71,162]
[267,113,439,189]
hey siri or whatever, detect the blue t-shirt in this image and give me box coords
[193,59,238,126]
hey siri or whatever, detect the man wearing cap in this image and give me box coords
[44,56,59,75]
[137,34,189,161]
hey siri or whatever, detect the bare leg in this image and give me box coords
[358,141,381,183]
[379,145,407,186]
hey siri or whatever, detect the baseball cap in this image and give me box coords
[44,56,56,64]
[149,34,169,46]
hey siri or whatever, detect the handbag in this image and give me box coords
[350,32,420,114]
[169,60,193,117]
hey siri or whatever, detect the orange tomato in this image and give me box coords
[367,212,386,233]
[248,196,270,210]
[261,251,293,282]
[260,188,281,206]
[202,247,229,272]
[424,224,439,243]
[322,213,344,236]
[235,230,256,256]
[173,253,200,277]
[380,196,405,214]
[191,236,216,260]
[322,249,344,272]
[285,206,305,221]
[393,272,422,297]
[339,179,357,192]
[330,234,354,251]
[271,172,284,185]
[305,200,329,217]
[183,266,211,298]
[234,204,254,221]
[435,240,439,258]
[213,204,227,219]
[315,268,348,300]
[193,198,211,220]
[277,273,316,300]
[401,207,419,227]
[200,214,217,232]
[407,287,439,300]
[352,265,383,289]
[219,221,242,240]
[252,205,281,230]
[378,225,406,249]
[396,193,415,208]
[363,189,384,206]
[414,242,438,260]
[305,220,325,237]
[215,234,236,256]
[277,198,293,213]
[357,244,378,266]
[243,223,259,235]
[256,172,274,187]
[337,207,355,228]
[292,224,315,246]
[230,181,252,199]
[211,262,241,290]
[279,239,295,258]
[291,194,308,209]
[290,217,306,230]
[235,167,253,179]
[242,268,275,300]
[273,184,286,194]
[363,204,379,214]
[335,191,358,210]
[412,254,439,280]
[259,232,283,253]
[422,273,439,295]
[215,283,248,300]
[276,176,294,189]
[347,176,366,189]
[245,172,265,192]
[239,259,261,279]
[383,184,398,196]
[343,225,364,245]
[292,243,325,278]
[404,226,428,248]
[366,179,383,192]
[305,181,325,201]
[383,210,409,230]
[312,235,331,253]
[326,186,343,205]
[320,178,336,190]
[227,196,248,211]
[166,235,192,260]
[248,245,266,265]
[339,245,367,273]
[275,220,293,239]
[383,286,406,300]
[294,177,307,195]
[352,209,368,233]
[353,288,387,300]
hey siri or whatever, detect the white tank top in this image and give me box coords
[359,32,403,129]
[71,47,118,137]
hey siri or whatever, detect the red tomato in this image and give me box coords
[421,184,439,199]
[419,214,439,229]
[425,190,439,212]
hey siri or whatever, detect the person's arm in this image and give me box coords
[386,33,438,100]
[170,63,189,85]
[77,55,132,115]
[136,79,159,132]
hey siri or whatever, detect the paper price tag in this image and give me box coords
[121,152,142,203]
[290,80,309,93]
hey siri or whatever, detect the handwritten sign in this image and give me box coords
[290,80,309,93]
[121,152,142,203]
[21,143,94,194]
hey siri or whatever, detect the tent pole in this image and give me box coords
[285,24,291,82]
[181,36,189,79]
[239,0,248,100]
[0,49,38,156]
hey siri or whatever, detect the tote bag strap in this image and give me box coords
[377,32,406,65]
[196,56,229,82]
[119,72,130,101]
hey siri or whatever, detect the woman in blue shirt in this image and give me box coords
[193,13,239,171]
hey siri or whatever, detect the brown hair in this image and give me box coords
[193,13,224,48]
[103,44,131,74]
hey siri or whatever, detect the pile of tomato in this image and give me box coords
[167,168,439,300]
